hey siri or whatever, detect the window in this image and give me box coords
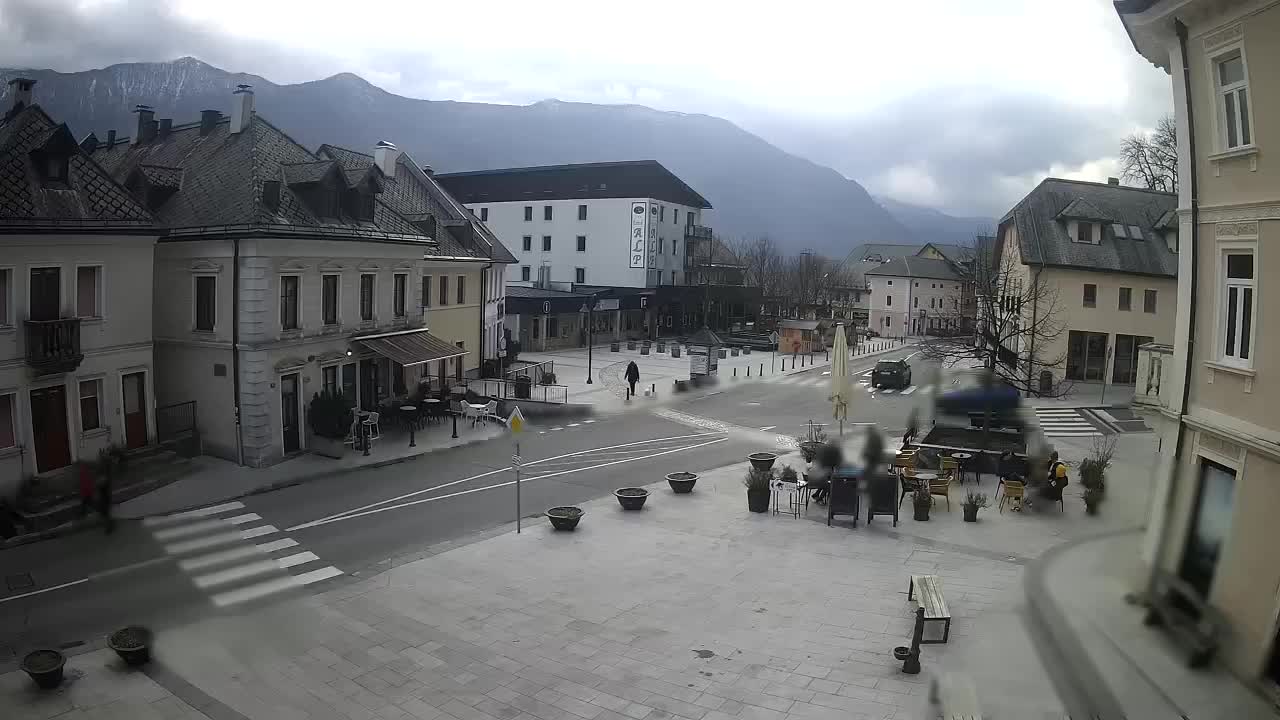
[322,365,338,396]
[1066,330,1109,381]
[1083,283,1097,308]
[576,236,586,252]
[660,206,665,222]
[929,298,935,309]
[195,275,216,331]
[0,393,14,449]
[674,209,679,226]
[1075,221,1094,244]
[575,268,585,284]
[1118,287,1132,312]
[887,280,893,286]
[0,268,10,326]
[886,295,893,307]
[360,274,375,321]
[421,276,431,308]
[578,204,587,221]
[393,273,407,318]
[479,207,488,222]
[79,379,101,432]
[1216,51,1251,149]
[280,275,300,330]
[658,238,664,254]
[672,239,677,255]
[439,275,449,306]
[1143,289,1157,314]
[521,236,532,252]
[914,296,918,308]
[1222,252,1254,363]
[524,206,532,221]
[521,266,531,282]
[457,275,466,304]
[541,205,552,221]
[320,275,339,325]
[76,266,101,317]
[542,235,552,251]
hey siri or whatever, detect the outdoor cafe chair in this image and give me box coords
[940,457,960,484]
[998,480,1025,513]
[929,472,952,511]
[362,411,381,446]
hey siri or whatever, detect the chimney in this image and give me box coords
[158,118,172,138]
[421,164,434,176]
[5,77,35,118]
[106,130,116,147]
[1107,177,1120,186]
[230,84,254,134]
[199,109,220,136]
[80,133,99,154]
[373,140,400,176]
[132,105,155,144]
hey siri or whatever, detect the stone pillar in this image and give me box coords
[614,309,622,341]
[539,315,548,352]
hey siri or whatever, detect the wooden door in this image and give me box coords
[30,385,71,472]
[122,372,148,449]
[280,373,300,454]
[29,267,60,320]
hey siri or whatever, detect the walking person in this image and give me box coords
[625,360,640,399]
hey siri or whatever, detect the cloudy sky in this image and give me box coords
[0,0,1172,217]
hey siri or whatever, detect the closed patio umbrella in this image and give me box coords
[829,323,851,436]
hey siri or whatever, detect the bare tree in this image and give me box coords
[729,235,786,297]
[1120,115,1178,193]
[916,234,1070,398]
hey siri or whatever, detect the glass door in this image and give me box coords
[1179,459,1236,598]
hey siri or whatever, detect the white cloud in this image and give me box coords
[876,164,944,207]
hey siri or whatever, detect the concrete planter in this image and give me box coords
[610,342,620,352]
[614,488,650,511]
[21,650,65,689]
[657,342,666,353]
[309,434,347,459]
[640,347,650,355]
[731,348,740,356]
[627,341,636,350]
[718,349,727,359]
[671,347,681,358]
[547,506,583,531]
[108,626,152,666]
[666,472,698,494]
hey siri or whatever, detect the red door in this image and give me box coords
[122,372,148,449]
[30,385,71,472]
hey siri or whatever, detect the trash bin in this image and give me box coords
[514,375,533,400]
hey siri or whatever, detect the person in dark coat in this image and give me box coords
[903,409,919,447]
[625,361,640,398]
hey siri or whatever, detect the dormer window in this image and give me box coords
[1075,221,1094,244]
[44,154,69,184]
[342,189,375,222]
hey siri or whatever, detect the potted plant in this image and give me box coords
[1082,487,1104,516]
[961,491,989,522]
[308,390,354,459]
[666,472,698,494]
[540,372,558,385]
[546,506,583,530]
[912,485,932,521]
[748,452,778,472]
[108,625,153,666]
[21,649,65,688]
[744,468,772,513]
[614,487,650,511]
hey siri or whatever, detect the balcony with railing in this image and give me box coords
[684,224,713,240]
[1134,342,1174,412]
[25,318,83,375]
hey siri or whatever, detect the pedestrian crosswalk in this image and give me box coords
[1034,408,1103,437]
[143,501,341,608]
[766,371,931,398]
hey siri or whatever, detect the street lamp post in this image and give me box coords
[585,293,599,384]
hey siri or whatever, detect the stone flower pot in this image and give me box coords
[913,502,931,521]
[746,489,770,513]
[21,650,65,689]
[627,341,637,350]
[962,505,979,522]
[614,488,650,511]
[547,506,584,531]
[666,472,698,494]
[108,625,153,666]
[748,452,777,472]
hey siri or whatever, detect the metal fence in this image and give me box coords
[156,400,201,456]
[506,360,556,386]
[466,378,568,404]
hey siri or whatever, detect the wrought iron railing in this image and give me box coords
[24,318,82,374]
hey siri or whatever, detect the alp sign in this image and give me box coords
[629,202,647,269]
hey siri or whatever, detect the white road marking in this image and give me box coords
[194,559,280,589]
[901,386,917,395]
[239,525,277,540]
[759,426,776,431]
[179,539,300,572]
[880,389,897,394]
[568,423,580,427]
[287,431,726,531]
[551,427,564,431]
[164,524,278,554]
[210,566,343,607]
[0,578,88,604]
[287,436,728,532]
[276,551,320,569]
[821,371,830,376]
[152,513,262,541]
[143,501,245,527]
[583,420,596,424]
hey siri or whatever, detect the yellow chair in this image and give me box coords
[998,480,1025,513]
[940,457,960,484]
[929,473,952,511]
[892,452,917,476]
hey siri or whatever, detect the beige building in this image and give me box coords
[1120,0,1280,693]
[0,81,159,495]
[90,89,513,467]
[866,256,970,337]
[992,177,1178,390]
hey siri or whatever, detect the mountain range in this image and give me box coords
[0,57,985,258]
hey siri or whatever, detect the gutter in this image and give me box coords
[232,237,244,467]
[1149,18,1200,596]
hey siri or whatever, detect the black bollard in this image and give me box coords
[409,418,416,448]
[759,363,763,376]
[734,367,737,377]
[747,366,751,377]
[451,410,458,439]
[362,421,370,456]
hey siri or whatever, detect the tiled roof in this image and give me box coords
[505,285,589,299]
[0,105,153,227]
[281,160,336,185]
[863,256,963,281]
[999,178,1177,277]
[137,164,183,188]
[844,243,923,264]
[436,160,712,209]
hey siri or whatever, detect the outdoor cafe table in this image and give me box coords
[908,471,938,492]
[421,398,442,425]
[947,451,974,483]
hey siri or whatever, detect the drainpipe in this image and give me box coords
[232,237,243,467]
[1148,18,1200,597]
[479,262,491,376]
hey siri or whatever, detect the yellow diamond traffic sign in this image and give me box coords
[506,406,526,434]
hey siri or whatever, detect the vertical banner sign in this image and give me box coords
[648,204,659,269]
[630,202,647,268]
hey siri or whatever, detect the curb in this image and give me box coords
[1023,527,1137,720]
[3,431,506,546]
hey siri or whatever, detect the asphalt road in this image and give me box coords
[0,345,930,665]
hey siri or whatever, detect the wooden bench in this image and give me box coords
[1143,570,1225,668]
[908,574,952,644]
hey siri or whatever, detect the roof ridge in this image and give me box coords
[320,143,374,160]
[1042,176,1176,197]
[435,160,660,177]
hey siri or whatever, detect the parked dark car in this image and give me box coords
[871,359,912,389]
